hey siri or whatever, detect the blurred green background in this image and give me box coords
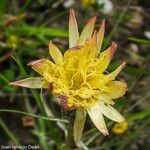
[0,0,150,149]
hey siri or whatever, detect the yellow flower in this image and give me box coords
[7,35,19,49]
[112,121,128,134]
[10,9,127,143]
[82,0,96,8]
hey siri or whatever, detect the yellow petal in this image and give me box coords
[105,81,127,99]
[78,87,93,99]
[80,16,96,41]
[73,108,86,143]
[9,77,48,88]
[88,30,97,58]
[81,30,97,59]
[96,42,117,73]
[109,41,117,60]
[97,19,105,51]
[87,74,109,91]
[98,93,115,105]
[71,72,84,89]
[99,102,125,123]
[49,41,62,64]
[106,61,126,80]
[87,104,109,135]
[69,9,79,48]
[28,59,55,82]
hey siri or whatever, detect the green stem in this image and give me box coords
[0,109,68,123]
[65,114,75,149]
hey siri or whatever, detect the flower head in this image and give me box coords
[10,9,127,143]
[112,121,128,134]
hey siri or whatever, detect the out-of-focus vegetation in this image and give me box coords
[0,0,149,149]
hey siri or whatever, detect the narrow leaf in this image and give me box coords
[0,109,68,123]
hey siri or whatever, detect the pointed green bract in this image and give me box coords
[99,102,125,123]
[106,61,126,80]
[69,9,79,48]
[105,81,127,99]
[9,77,48,89]
[49,41,62,64]
[80,17,96,42]
[97,19,105,51]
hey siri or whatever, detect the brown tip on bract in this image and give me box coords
[100,19,105,32]
[92,30,97,45]
[70,8,75,17]
[118,61,127,72]
[9,80,21,86]
[93,30,97,35]
[101,19,105,27]
[69,9,76,25]
[49,40,53,45]
[27,60,41,66]
[92,30,97,40]
[48,41,52,48]
[121,61,127,68]
[110,41,118,60]
[27,61,35,66]
[49,40,58,50]
[88,16,97,24]
[98,19,105,33]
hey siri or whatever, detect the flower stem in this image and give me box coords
[65,113,75,149]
